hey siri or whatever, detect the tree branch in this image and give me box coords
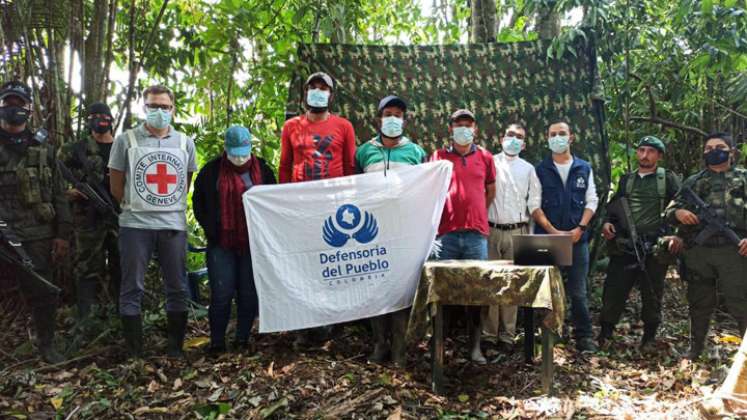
[630,116,706,136]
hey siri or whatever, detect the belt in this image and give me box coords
[488,222,528,231]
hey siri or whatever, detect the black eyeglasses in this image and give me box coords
[145,104,172,111]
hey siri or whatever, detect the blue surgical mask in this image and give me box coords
[146,107,172,129]
[306,89,330,108]
[380,116,404,138]
[502,136,523,156]
[548,135,569,154]
[452,126,474,146]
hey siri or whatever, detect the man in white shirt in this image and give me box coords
[484,123,542,350]
[532,121,599,353]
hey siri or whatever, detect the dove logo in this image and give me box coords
[322,204,379,247]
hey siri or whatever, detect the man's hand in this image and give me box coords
[739,238,747,257]
[601,222,616,240]
[665,236,684,255]
[675,209,700,225]
[569,227,584,244]
[65,188,88,201]
[51,239,69,263]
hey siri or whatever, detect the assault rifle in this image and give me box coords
[57,160,119,219]
[0,219,61,295]
[679,185,742,246]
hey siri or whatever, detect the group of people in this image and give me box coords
[1,70,745,367]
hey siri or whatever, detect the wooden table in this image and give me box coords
[407,260,565,395]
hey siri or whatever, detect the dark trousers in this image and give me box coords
[206,244,258,345]
[560,241,593,339]
[600,253,667,329]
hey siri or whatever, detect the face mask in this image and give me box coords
[227,154,251,166]
[704,149,730,166]
[380,116,404,138]
[548,135,570,154]
[89,117,112,134]
[502,136,524,156]
[452,126,474,146]
[145,107,172,129]
[306,89,330,108]
[0,106,30,126]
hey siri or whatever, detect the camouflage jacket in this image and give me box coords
[665,167,747,245]
[57,136,116,226]
[0,130,72,241]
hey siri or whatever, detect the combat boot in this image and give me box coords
[121,315,143,357]
[597,322,614,350]
[369,316,390,363]
[686,316,709,360]
[33,306,64,364]
[390,310,408,367]
[639,324,658,354]
[166,311,188,358]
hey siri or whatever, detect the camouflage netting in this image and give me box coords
[286,39,610,196]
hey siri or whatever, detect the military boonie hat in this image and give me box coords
[224,125,252,156]
[450,108,475,122]
[0,80,32,103]
[305,72,334,90]
[378,95,407,113]
[637,135,666,153]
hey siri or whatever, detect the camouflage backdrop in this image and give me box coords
[286,39,610,193]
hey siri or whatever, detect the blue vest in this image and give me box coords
[535,156,592,240]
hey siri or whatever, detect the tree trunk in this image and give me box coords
[471,0,497,43]
[536,4,561,39]
[83,0,110,103]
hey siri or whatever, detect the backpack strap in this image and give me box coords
[656,167,667,214]
[126,130,138,149]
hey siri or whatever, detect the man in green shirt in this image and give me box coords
[599,136,682,353]
[356,95,425,366]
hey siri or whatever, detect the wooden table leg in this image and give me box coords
[523,307,534,364]
[431,303,445,394]
[541,325,554,395]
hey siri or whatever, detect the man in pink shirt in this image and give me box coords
[431,109,497,364]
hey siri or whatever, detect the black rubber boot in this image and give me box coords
[121,315,143,358]
[166,311,188,358]
[33,306,64,364]
[598,322,614,350]
[369,316,390,363]
[639,323,658,354]
[390,310,408,367]
[687,316,709,360]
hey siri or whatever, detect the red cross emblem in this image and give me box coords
[146,163,178,194]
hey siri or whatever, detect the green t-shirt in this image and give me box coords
[355,136,426,173]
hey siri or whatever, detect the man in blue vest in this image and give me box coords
[532,121,599,352]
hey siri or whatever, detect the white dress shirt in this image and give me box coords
[553,159,599,212]
[488,152,542,224]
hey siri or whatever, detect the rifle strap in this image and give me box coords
[0,219,35,266]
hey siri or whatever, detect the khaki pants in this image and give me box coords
[483,225,527,344]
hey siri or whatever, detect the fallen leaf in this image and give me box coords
[260,397,288,418]
[147,380,160,393]
[184,336,210,349]
[53,370,74,381]
[718,335,742,345]
[458,394,470,403]
[267,362,274,377]
[50,397,63,411]
[173,378,182,391]
[248,395,262,407]
[387,405,402,420]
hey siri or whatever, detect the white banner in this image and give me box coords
[244,161,453,333]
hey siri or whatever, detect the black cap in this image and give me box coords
[87,102,113,118]
[0,80,32,103]
[450,108,475,122]
[377,95,407,113]
[305,72,334,90]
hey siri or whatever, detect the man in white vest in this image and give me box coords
[108,85,198,358]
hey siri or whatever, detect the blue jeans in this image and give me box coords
[561,241,592,339]
[206,244,258,346]
[437,230,488,260]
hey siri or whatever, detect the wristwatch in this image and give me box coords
[578,224,588,231]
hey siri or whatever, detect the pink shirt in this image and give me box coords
[432,145,496,236]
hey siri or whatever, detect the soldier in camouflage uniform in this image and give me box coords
[58,103,120,319]
[0,80,72,363]
[665,132,747,359]
[599,136,682,353]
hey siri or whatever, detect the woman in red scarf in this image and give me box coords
[193,126,276,353]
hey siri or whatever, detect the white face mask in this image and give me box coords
[548,135,570,154]
[501,136,524,156]
[452,126,475,146]
[306,89,330,108]
[380,116,404,138]
[227,154,251,166]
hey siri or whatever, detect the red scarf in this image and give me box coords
[218,153,263,253]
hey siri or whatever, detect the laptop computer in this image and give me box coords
[512,234,573,266]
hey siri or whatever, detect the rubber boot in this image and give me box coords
[687,315,709,360]
[33,306,64,364]
[369,315,390,363]
[597,322,614,350]
[166,311,188,358]
[390,310,408,367]
[639,323,658,354]
[121,315,143,358]
[469,308,486,365]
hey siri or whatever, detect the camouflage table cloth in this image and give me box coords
[407,260,565,341]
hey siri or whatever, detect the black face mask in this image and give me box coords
[0,106,30,126]
[704,149,730,166]
[89,117,113,134]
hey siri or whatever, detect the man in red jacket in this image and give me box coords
[279,72,356,183]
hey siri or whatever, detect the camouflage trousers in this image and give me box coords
[682,245,747,343]
[74,223,120,313]
[600,253,667,329]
